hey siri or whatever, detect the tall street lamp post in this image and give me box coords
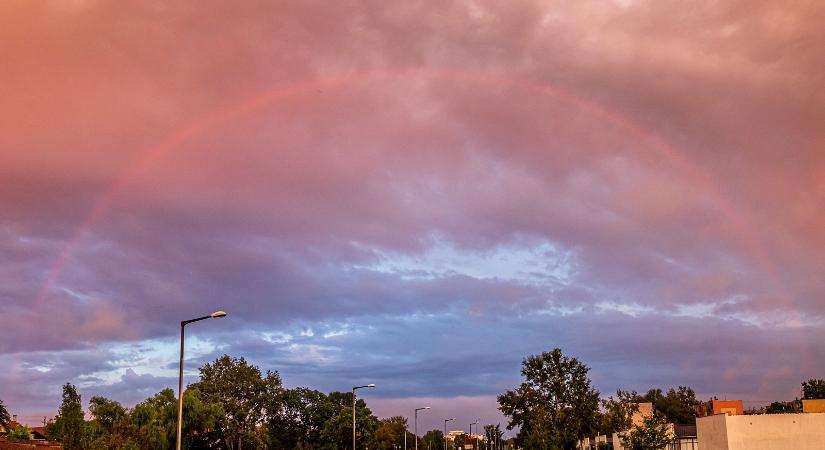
[352,384,375,450]
[414,406,431,450]
[444,418,455,450]
[469,420,478,450]
[176,310,226,450]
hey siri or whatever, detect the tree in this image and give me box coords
[483,424,504,450]
[642,386,697,425]
[129,387,221,450]
[375,416,407,450]
[192,355,282,450]
[452,433,468,450]
[802,379,825,400]
[0,398,10,429]
[498,348,600,450]
[620,415,672,450]
[266,387,336,450]
[52,383,86,450]
[318,393,379,450]
[422,430,444,450]
[89,396,128,434]
[765,401,795,414]
[130,388,177,450]
[601,390,641,434]
[181,387,224,449]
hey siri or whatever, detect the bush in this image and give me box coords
[8,425,32,440]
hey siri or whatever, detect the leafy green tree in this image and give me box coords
[182,387,224,449]
[0,398,10,429]
[192,355,282,450]
[421,429,444,450]
[130,388,177,450]
[641,386,696,425]
[498,348,600,449]
[318,393,379,450]
[8,424,32,440]
[802,379,825,399]
[452,433,468,450]
[375,416,408,450]
[128,387,221,450]
[266,387,336,449]
[601,390,641,434]
[89,396,128,434]
[620,415,672,450]
[52,383,87,450]
[765,401,795,414]
[483,424,504,449]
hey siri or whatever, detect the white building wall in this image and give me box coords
[697,413,825,450]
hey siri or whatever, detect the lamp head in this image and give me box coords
[210,311,227,318]
[367,383,376,387]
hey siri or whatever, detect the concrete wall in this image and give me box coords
[631,402,653,427]
[697,413,825,450]
[611,432,626,450]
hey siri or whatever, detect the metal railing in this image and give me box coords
[667,437,698,450]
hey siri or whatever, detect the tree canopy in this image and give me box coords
[421,429,444,450]
[52,383,86,450]
[497,348,600,450]
[319,393,379,450]
[802,379,825,400]
[191,355,282,450]
[0,398,10,429]
[640,386,697,425]
[620,415,672,450]
[600,390,641,434]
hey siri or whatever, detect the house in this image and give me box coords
[0,415,51,441]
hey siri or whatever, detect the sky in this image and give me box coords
[1,0,824,434]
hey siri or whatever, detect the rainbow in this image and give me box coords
[36,67,791,330]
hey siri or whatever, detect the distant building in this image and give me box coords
[446,430,466,441]
[697,399,744,417]
[712,400,744,416]
[802,399,825,413]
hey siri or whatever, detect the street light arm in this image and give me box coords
[181,315,211,326]
[176,310,226,450]
[182,311,227,326]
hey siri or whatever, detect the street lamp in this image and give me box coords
[469,420,479,450]
[176,310,226,450]
[444,418,455,450]
[414,406,431,450]
[352,384,375,450]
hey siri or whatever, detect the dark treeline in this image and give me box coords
[5,349,823,450]
[496,348,825,450]
[32,355,438,450]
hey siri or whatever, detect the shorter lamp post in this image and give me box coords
[352,384,375,450]
[414,406,431,450]
[444,418,455,450]
[469,420,479,450]
[176,310,227,450]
